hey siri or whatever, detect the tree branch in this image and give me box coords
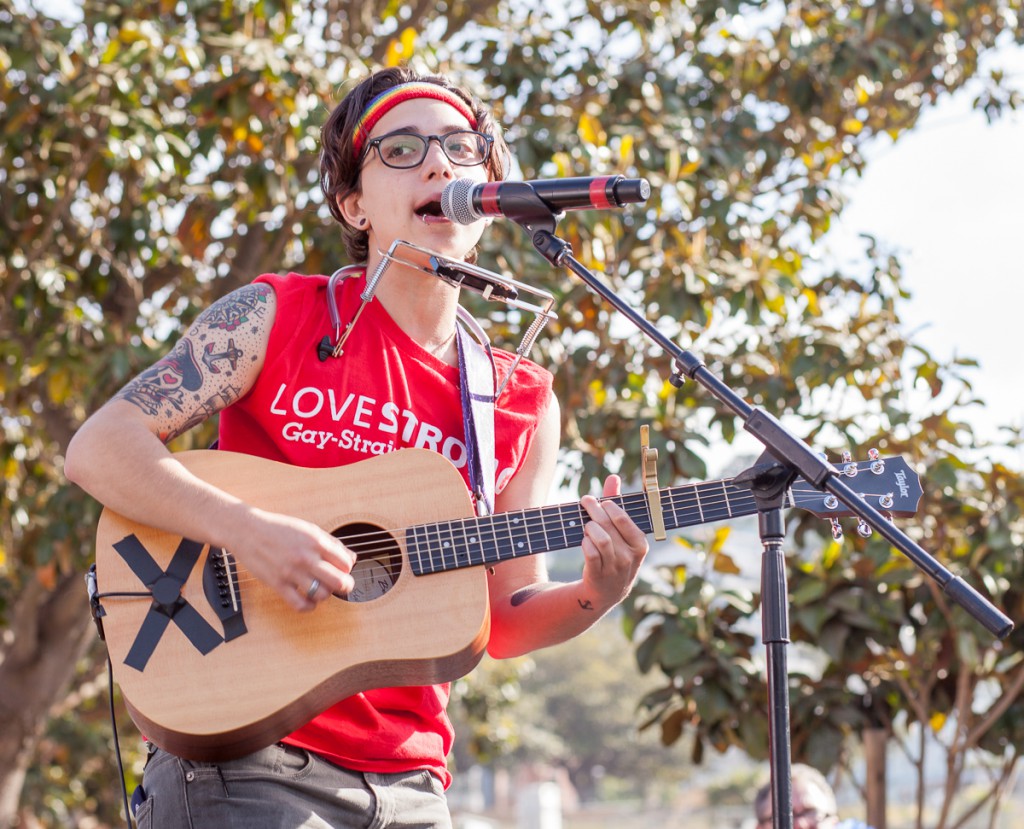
[966,661,1024,748]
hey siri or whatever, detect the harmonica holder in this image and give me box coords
[320,240,557,399]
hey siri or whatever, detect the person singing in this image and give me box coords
[65,66,649,828]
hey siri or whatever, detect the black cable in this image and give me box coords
[96,591,152,600]
[106,656,133,829]
[86,564,137,827]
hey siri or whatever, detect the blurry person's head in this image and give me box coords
[754,764,839,829]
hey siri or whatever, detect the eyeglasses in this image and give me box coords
[361,130,493,169]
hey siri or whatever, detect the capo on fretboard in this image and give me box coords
[641,425,667,541]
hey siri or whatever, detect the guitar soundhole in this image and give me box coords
[332,522,402,604]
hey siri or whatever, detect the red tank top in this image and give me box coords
[218,272,553,786]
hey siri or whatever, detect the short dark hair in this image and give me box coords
[319,67,510,263]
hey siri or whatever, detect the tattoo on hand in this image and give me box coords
[577,598,594,611]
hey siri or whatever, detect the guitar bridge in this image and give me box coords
[203,548,248,642]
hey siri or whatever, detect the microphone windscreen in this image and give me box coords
[441,178,481,225]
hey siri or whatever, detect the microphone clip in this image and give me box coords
[486,181,561,237]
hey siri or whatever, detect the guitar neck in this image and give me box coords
[408,476,784,575]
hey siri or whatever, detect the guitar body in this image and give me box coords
[95,448,489,761]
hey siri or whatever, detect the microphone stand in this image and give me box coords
[496,187,1015,829]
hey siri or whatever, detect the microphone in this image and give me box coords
[441,175,651,225]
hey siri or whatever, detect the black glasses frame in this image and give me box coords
[361,130,494,169]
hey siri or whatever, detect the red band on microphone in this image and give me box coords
[480,182,502,215]
[589,177,615,210]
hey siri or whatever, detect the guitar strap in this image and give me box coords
[455,310,497,517]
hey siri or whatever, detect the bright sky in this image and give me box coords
[824,42,1024,462]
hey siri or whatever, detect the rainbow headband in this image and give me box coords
[351,82,479,159]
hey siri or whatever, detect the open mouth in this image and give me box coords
[414,200,447,223]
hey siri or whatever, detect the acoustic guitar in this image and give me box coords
[91,447,921,761]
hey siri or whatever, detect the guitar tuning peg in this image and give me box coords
[867,448,880,461]
[867,447,885,474]
[830,518,844,540]
[879,493,894,509]
[842,458,859,477]
[856,518,872,538]
[841,449,853,464]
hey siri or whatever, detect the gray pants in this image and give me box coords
[134,743,453,829]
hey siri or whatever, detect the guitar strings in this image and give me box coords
[328,473,894,565]
[212,469,897,593]
[216,483,729,591]
[221,478,893,585]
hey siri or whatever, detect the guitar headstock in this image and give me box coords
[793,453,923,523]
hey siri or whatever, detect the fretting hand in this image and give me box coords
[579,474,649,612]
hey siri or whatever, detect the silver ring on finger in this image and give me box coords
[305,577,321,601]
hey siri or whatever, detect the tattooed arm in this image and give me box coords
[65,283,354,611]
[112,284,270,441]
[484,397,649,659]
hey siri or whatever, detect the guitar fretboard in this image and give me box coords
[407,478,792,575]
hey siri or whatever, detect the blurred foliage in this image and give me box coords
[451,623,688,803]
[1,0,1022,825]
[21,670,147,829]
